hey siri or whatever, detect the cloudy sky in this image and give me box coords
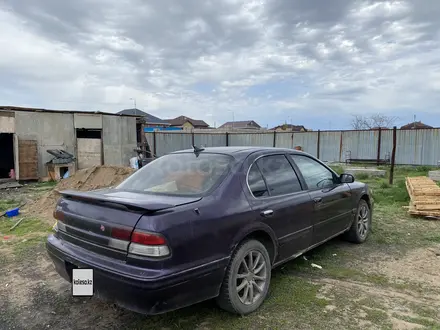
[1,0,440,129]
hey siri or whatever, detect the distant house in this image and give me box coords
[117,108,170,128]
[400,121,433,130]
[218,120,261,130]
[271,124,307,132]
[164,116,209,130]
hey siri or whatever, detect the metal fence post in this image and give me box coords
[191,131,195,146]
[273,131,276,147]
[339,132,343,162]
[376,127,382,166]
[226,132,229,146]
[389,126,397,185]
[153,130,157,157]
[317,130,321,159]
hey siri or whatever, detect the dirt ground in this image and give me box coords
[1,169,440,330]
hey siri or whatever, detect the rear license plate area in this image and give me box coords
[65,261,78,282]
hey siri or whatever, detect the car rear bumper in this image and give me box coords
[46,234,227,315]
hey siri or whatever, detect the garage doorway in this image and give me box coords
[0,133,14,179]
[76,129,103,169]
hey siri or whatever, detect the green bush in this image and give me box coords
[355,173,370,180]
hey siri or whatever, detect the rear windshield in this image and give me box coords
[116,153,234,196]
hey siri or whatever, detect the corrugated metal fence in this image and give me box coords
[145,128,440,166]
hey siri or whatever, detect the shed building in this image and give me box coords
[0,106,138,181]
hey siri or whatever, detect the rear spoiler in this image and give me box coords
[59,190,175,212]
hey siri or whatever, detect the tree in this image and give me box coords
[350,114,397,130]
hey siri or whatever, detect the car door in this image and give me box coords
[245,154,314,262]
[289,154,353,245]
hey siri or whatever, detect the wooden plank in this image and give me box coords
[18,139,38,180]
[408,210,440,216]
[406,176,440,215]
[413,204,440,211]
[413,200,440,205]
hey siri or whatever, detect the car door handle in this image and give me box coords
[313,197,323,204]
[261,209,274,217]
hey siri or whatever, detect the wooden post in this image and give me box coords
[317,130,321,159]
[376,127,382,166]
[389,126,397,185]
[273,131,276,147]
[226,132,229,146]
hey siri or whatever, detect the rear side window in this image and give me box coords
[255,155,302,196]
[247,164,269,197]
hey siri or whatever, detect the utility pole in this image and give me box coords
[130,98,137,116]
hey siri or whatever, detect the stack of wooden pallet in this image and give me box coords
[406,176,440,217]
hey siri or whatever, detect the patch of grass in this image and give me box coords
[408,303,439,321]
[0,216,52,236]
[330,165,344,174]
[365,308,389,324]
[393,315,440,328]
[32,181,58,188]
[355,173,370,180]
[369,179,410,206]
[424,234,440,243]
[131,276,332,330]
[13,235,47,259]
[0,199,19,212]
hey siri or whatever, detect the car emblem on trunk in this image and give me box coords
[100,225,105,232]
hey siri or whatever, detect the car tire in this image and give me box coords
[343,199,371,244]
[216,239,271,315]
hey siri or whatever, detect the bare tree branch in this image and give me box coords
[351,114,398,130]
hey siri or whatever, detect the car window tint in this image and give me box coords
[290,155,336,189]
[256,155,302,196]
[247,164,269,198]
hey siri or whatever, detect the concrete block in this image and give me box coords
[344,167,386,177]
[428,170,440,182]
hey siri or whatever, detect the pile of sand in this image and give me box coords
[28,166,135,222]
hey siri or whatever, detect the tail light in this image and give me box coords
[128,230,170,257]
[53,209,64,222]
[53,209,66,232]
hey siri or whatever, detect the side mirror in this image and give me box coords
[340,173,355,183]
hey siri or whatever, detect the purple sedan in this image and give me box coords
[46,146,373,315]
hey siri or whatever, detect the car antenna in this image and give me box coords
[192,145,205,157]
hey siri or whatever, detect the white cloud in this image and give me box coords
[1,0,440,129]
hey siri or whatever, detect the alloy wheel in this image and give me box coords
[357,203,369,239]
[235,250,268,305]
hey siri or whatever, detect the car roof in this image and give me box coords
[170,146,305,159]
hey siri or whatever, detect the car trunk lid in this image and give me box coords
[54,189,201,261]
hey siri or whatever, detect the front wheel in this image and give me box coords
[343,199,372,244]
[216,240,271,315]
